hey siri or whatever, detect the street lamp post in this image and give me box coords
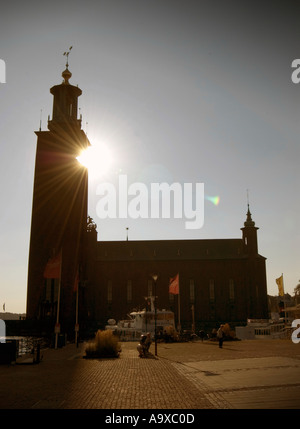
[152,274,158,356]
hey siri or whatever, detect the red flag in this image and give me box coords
[169,273,179,295]
[43,252,61,279]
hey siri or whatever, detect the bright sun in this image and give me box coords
[77,143,113,177]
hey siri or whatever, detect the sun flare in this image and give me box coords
[77,143,113,177]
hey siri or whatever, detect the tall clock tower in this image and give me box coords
[26,58,90,329]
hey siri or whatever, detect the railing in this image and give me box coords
[3,336,50,357]
[254,323,291,339]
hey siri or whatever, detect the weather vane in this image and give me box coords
[63,46,73,68]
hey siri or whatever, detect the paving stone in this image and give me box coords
[0,339,299,409]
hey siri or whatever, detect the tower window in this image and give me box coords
[209,279,215,301]
[45,278,59,302]
[189,279,195,303]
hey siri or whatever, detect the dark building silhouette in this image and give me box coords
[26,65,90,330]
[26,66,269,334]
[85,206,268,331]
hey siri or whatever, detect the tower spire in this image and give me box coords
[244,189,255,227]
[241,196,259,255]
[244,204,255,227]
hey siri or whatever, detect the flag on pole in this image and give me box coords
[169,273,179,295]
[44,251,62,279]
[276,275,284,297]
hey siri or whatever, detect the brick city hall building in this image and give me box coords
[26,64,269,334]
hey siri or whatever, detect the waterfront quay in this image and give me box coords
[0,338,299,410]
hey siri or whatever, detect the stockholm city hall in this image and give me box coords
[26,57,269,336]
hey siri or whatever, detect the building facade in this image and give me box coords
[84,208,268,331]
[26,66,269,334]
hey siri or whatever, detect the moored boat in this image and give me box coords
[105,297,175,341]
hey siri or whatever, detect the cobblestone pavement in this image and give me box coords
[158,339,300,409]
[0,339,299,410]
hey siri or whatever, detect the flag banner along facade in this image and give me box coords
[44,252,61,279]
[276,275,284,297]
[169,273,179,295]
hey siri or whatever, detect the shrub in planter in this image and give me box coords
[223,323,237,341]
[85,330,121,358]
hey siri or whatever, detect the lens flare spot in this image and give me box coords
[205,195,220,206]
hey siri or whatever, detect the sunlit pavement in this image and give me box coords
[0,339,299,409]
[173,356,300,409]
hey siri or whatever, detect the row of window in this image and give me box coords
[44,277,242,305]
[44,278,59,302]
[102,247,243,257]
[106,279,236,304]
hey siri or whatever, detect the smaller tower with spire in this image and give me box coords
[241,204,259,255]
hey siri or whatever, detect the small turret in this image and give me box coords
[241,204,259,255]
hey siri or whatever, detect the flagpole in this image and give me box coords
[169,273,180,333]
[152,274,158,356]
[55,251,62,350]
[75,277,79,347]
[178,274,181,333]
[276,274,285,325]
[191,304,195,334]
[282,273,287,327]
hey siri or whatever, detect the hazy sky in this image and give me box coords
[0,0,299,313]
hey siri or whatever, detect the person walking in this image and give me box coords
[217,324,225,348]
